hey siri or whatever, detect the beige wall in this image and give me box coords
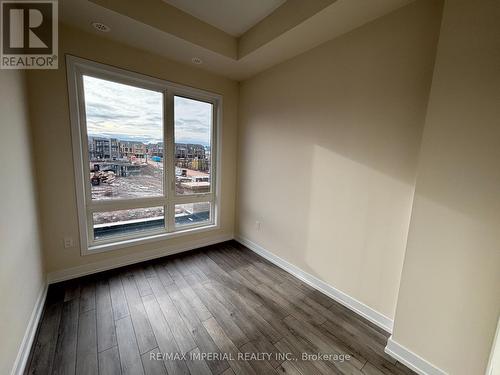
[0,71,45,375]
[391,0,500,374]
[236,0,442,320]
[27,24,239,276]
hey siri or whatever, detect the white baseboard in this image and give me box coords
[48,234,233,284]
[10,283,48,375]
[385,336,447,375]
[235,235,394,333]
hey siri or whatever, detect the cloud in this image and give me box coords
[174,96,212,145]
[83,76,212,145]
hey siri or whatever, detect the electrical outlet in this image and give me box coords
[255,221,261,231]
[63,237,74,248]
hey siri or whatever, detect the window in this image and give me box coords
[67,56,220,254]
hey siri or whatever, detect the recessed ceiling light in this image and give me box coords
[191,57,203,65]
[92,22,111,32]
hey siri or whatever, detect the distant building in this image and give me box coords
[88,138,207,169]
[174,144,208,171]
[88,137,119,160]
[191,157,209,171]
[175,143,205,159]
[119,141,146,159]
[148,142,164,158]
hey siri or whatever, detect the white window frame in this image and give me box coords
[66,55,222,255]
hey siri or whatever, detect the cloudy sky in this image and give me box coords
[83,75,212,145]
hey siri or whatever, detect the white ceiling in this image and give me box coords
[162,0,286,36]
[61,0,414,80]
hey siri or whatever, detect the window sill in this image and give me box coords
[83,223,219,255]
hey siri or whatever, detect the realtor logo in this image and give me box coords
[1,0,58,69]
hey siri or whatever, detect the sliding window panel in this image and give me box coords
[82,75,164,201]
[173,96,213,195]
[92,206,165,240]
[175,202,211,227]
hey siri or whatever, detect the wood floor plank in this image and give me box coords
[283,315,366,373]
[252,261,289,285]
[26,300,63,375]
[329,301,390,340]
[201,278,238,313]
[187,253,213,276]
[228,243,265,265]
[165,281,201,329]
[205,249,235,273]
[121,274,157,354]
[240,341,278,374]
[191,323,230,374]
[268,282,327,325]
[52,298,79,375]
[251,338,285,369]
[64,281,81,302]
[26,243,416,375]
[164,259,183,279]
[253,304,291,338]
[163,281,230,374]
[328,302,389,346]
[362,361,416,375]
[185,347,212,375]
[276,361,304,375]
[191,252,228,277]
[109,274,129,321]
[274,338,323,375]
[79,279,96,313]
[278,282,336,320]
[132,267,153,296]
[256,282,324,325]
[224,243,257,264]
[143,263,157,278]
[187,275,249,348]
[115,316,145,375]
[227,271,289,321]
[98,346,121,375]
[232,267,261,287]
[322,305,407,375]
[165,262,212,321]
[246,265,277,286]
[208,272,264,309]
[206,277,283,344]
[362,362,387,375]
[147,276,196,354]
[182,254,210,282]
[218,247,248,269]
[153,264,173,286]
[96,278,117,352]
[76,309,98,375]
[280,279,334,309]
[281,331,344,375]
[394,361,417,375]
[322,318,397,368]
[141,294,190,375]
[202,317,256,375]
[141,348,167,375]
[173,257,195,277]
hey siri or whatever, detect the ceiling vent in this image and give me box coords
[92,22,111,32]
[191,57,203,65]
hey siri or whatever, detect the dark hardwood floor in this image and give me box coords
[25,241,415,375]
